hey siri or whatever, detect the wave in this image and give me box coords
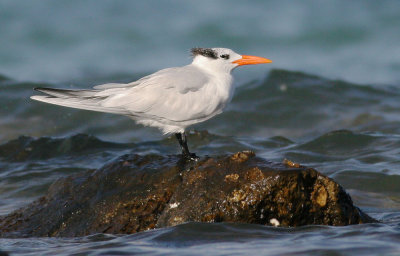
[1,69,400,143]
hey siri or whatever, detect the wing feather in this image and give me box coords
[31,65,217,122]
[99,65,212,121]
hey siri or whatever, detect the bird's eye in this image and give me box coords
[220,54,230,59]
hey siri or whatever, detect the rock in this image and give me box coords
[0,151,376,237]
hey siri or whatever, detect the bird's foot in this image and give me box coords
[182,152,199,161]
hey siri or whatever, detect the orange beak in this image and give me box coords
[232,55,272,66]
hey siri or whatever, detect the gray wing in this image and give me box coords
[31,65,212,121]
[99,65,212,121]
[95,66,208,93]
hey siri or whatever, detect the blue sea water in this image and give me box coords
[1,1,400,255]
[1,0,400,85]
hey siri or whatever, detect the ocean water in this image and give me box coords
[1,1,400,255]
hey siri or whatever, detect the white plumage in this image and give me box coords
[31,47,271,159]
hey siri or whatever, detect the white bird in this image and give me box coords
[31,48,272,159]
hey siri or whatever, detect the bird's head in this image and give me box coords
[191,47,272,73]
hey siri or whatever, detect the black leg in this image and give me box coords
[175,132,198,160]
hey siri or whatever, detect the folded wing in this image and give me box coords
[31,65,213,122]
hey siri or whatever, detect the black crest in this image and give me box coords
[191,48,218,59]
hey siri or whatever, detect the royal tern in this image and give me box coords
[31,48,272,159]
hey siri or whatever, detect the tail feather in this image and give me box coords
[34,87,101,98]
[93,83,128,89]
[31,87,129,115]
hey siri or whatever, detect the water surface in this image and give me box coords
[1,1,400,255]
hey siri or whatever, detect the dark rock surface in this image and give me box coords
[0,151,375,237]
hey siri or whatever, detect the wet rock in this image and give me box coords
[0,152,376,237]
